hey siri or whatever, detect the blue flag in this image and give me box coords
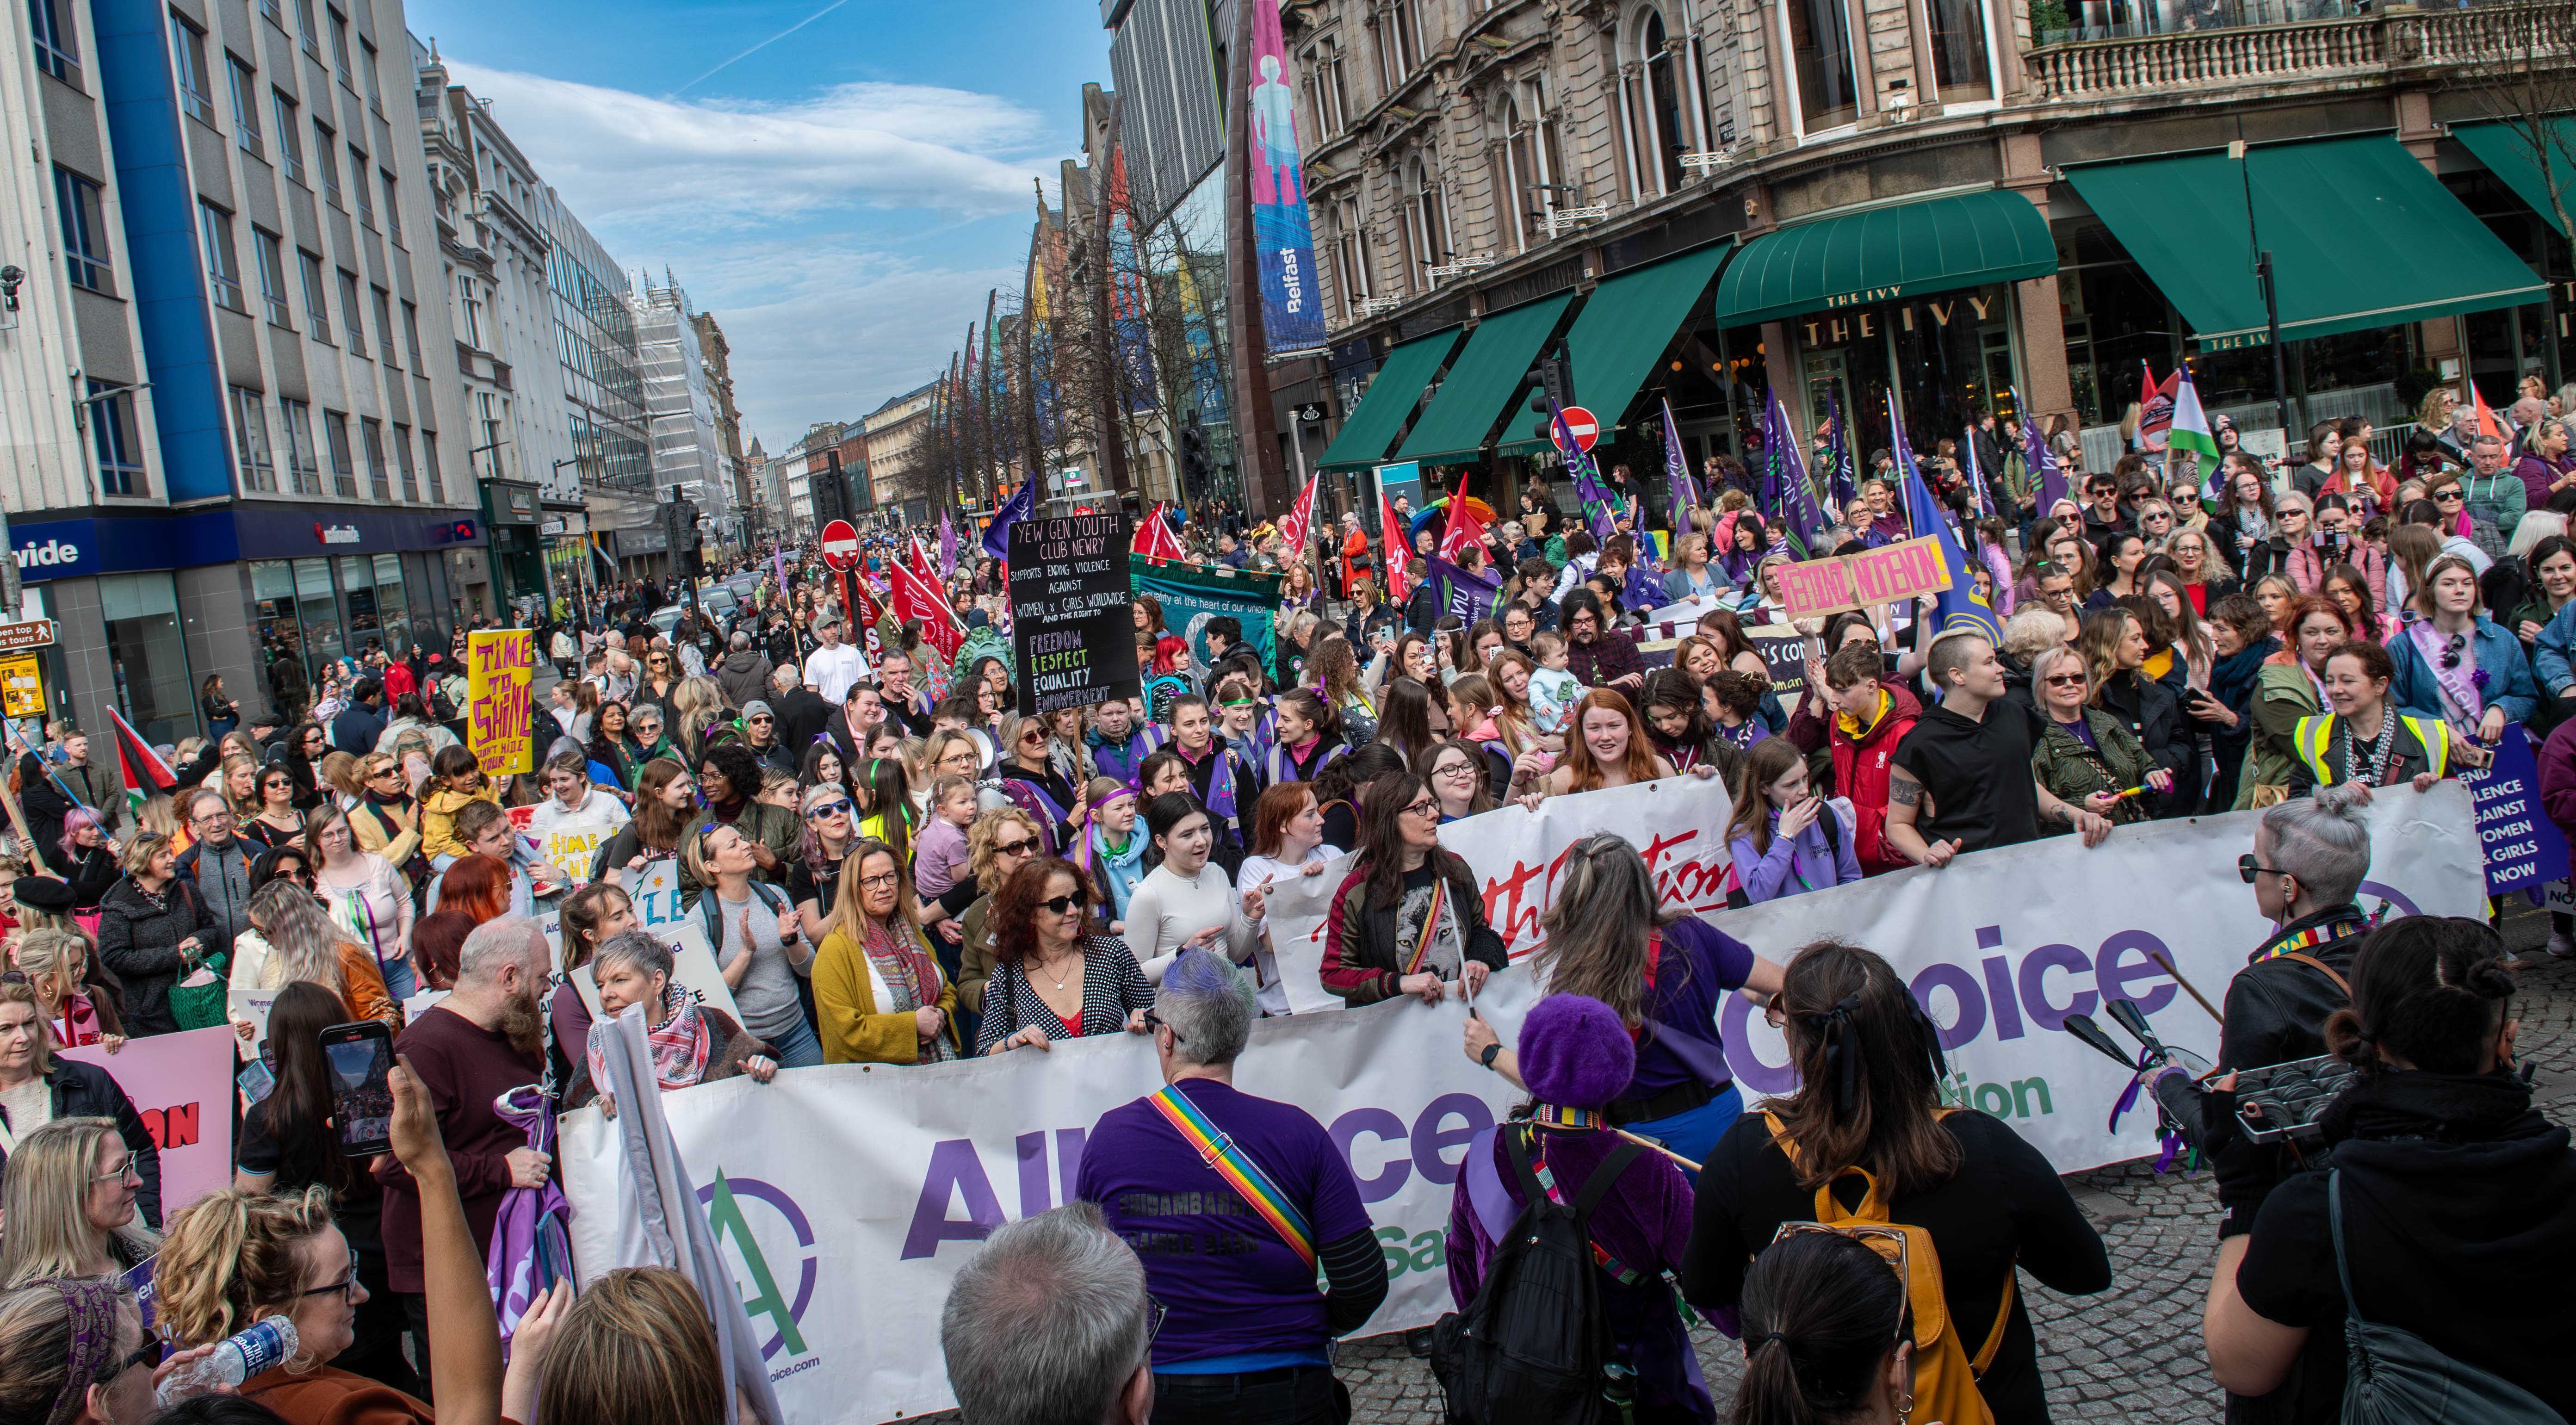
[1889,396,2002,648]
[981,476,1037,562]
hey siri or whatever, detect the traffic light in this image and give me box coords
[1180,426,1213,499]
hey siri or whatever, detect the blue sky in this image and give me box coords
[403,0,1110,450]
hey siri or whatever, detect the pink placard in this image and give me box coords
[61,1025,236,1220]
[1777,536,1954,620]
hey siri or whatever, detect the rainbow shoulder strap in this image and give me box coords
[1145,1085,1317,1266]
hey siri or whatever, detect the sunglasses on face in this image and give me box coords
[1142,1006,1183,1040]
[995,837,1038,857]
[2042,672,2087,687]
[2238,854,2291,884]
[2434,489,2465,502]
[806,799,853,819]
[1039,889,1090,915]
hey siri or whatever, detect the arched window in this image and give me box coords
[1503,93,1534,252]
[1502,80,1566,251]
[1642,12,1687,192]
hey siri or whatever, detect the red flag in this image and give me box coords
[847,565,886,666]
[2472,382,2508,443]
[1133,504,1187,563]
[1437,477,1486,563]
[101,706,175,805]
[890,539,965,664]
[1276,473,1320,568]
[1379,490,1411,602]
[2136,365,2178,452]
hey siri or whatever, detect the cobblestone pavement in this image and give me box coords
[1331,903,2575,1424]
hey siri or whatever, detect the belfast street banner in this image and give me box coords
[561,781,2483,1424]
[1248,0,1325,354]
[1133,559,1282,676]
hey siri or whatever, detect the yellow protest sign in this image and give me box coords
[0,654,43,719]
[466,630,535,777]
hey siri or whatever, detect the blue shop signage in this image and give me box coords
[11,508,484,582]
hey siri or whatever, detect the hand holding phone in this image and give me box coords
[320,1021,398,1159]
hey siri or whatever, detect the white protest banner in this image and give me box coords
[561,782,2483,1425]
[570,917,744,1028]
[628,857,687,935]
[535,816,623,888]
[228,987,279,1062]
[62,1027,236,1217]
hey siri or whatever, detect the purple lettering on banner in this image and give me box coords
[1911,961,1986,1050]
[1330,1107,1412,1202]
[1719,992,1795,1097]
[1055,1127,1088,1207]
[2094,931,2178,1016]
[2017,943,2098,1030]
[1410,1095,1495,1187]
[1981,956,2026,1041]
[1016,1130,1051,1217]
[900,1139,1008,1259]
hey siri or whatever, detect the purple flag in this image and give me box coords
[1823,389,1858,511]
[1761,393,1824,550]
[486,1086,572,1359]
[2016,388,2071,515]
[1419,552,1504,624]
[1551,401,1620,546]
[939,510,958,580]
[1661,400,1696,539]
[981,475,1036,562]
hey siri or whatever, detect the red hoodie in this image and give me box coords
[1786,681,1922,875]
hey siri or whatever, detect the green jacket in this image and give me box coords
[2031,708,2154,830]
[2234,660,2321,809]
[2460,470,2527,559]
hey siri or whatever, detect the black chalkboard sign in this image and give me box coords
[1008,513,1140,717]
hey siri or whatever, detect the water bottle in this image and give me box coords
[156,1317,298,1404]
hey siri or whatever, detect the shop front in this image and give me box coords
[8,504,485,739]
[480,478,547,620]
[542,509,593,602]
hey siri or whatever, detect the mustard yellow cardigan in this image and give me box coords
[811,921,960,1064]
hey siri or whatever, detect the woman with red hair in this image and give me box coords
[2236,592,2365,808]
[1512,689,1715,805]
[408,908,475,992]
[430,853,513,926]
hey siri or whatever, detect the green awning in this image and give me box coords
[2064,134,2546,348]
[1393,293,1573,465]
[1313,328,1463,472]
[2453,119,2576,236]
[1711,188,2055,328]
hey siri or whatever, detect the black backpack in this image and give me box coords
[1430,1125,1643,1425]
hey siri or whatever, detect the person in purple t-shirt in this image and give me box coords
[1464,835,1785,1171]
[1076,951,1386,1425]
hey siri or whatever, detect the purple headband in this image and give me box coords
[39,1276,127,1425]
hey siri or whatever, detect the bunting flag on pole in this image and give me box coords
[1277,471,1320,569]
[849,564,887,666]
[1549,401,1620,547]
[981,476,1037,562]
[1822,389,1858,513]
[2015,387,2071,515]
[1759,392,1825,551]
[1379,489,1412,602]
[2167,365,2219,479]
[1890,396,2002,650]
[1134,503,1188,563]
[2471,382,2508,444]
[891,539,965,664]
[101,706,176,814]
[1661,400,1696,537]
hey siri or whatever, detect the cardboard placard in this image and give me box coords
[1008,514,1139,716]
[1774,536,1954,620]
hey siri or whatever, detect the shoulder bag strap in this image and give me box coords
[2329,1170,2366,1329]
[2278,952,2351,998]
[1569,1141,1645,1218]
[1971,1261,2019,1376]
[1143,1085,1318,1266]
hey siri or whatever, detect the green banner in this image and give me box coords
[1132,560,1282,676]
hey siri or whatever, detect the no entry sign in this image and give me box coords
[819,520,860,571]
[1560,405,1600,451]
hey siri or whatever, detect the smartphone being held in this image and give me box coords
[319,1020,398,1159]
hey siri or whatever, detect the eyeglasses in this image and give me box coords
[749,715,774,726]
[112,1339,161,1377]
[1434,760,1477,779]
[1039,890,1090,916]
[2237,854,2293,885]
[806,799,854,819]
[994,837,1038,858]
[1142,1007,1183,1040]
[1021,731,1047,745]
[2041,673,2087,687]
[298,1270,360,1303]
[2434,489,2466,502]
[858,871,903,891]
[1401,797,1440,819]
[92,1152,139,1183]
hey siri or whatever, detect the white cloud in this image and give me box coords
[448,62,1061,224]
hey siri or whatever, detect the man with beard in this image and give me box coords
[374,915,550,1378]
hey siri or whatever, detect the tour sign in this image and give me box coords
[0,620,57,654]
[819,520,860,571]
[1560,405,1600,451]
[1008,513,1140,718]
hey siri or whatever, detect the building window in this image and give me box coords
[359,37,380,107]
[1401,160,1447,292]
[327,6,351,77]
[55,167,110,293]
[87,379,144,496]
[297,250,328,335]
[1780,0,1861,133]
[477,391,506,478]
[200,202,244,312]
[1928,0,1994,104]
[393,422,419,502]
[381,170,400,243]
[259,0,282,25]
[1625,11,1687,198]
[338,269,364,350]
[458,274,484,349]
[422,430,442,504]
[1332,197,1369,319]
[230,386,276,492]
[325,409,356,496]
[30,0,78,79]
[254,228,292,326]
[314,121,340,205]
[373,287,396,365]
[280,398,320,494]
[1376,0,1423,91]
[272,91,303,182]
[170,12,216,124]
[351,145,372,225]
[295,0,318,59]
[361,417,390,499]
[100,573,195,747]
[1502,82,1564,252]
[229,57,262,157]
[402,299,422,365]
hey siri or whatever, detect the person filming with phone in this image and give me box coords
[373,916,550,1384]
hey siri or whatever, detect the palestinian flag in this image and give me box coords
[101,706,176,813]
[2167,365,2220,471]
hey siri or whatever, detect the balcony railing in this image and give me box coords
[2027,0,2576,102]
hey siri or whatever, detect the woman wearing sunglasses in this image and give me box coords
[243,764,310,851]
[975,856,1154,1055]
[790,782,861,930]
[813,838,960,1065]
[1679,943,2109,1425]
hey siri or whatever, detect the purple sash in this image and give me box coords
[2407,620,2484,733]
[486,1084,571,1358]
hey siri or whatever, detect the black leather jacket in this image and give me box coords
[2211,905,2365,1237]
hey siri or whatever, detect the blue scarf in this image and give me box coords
[1091,824,1150,923]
